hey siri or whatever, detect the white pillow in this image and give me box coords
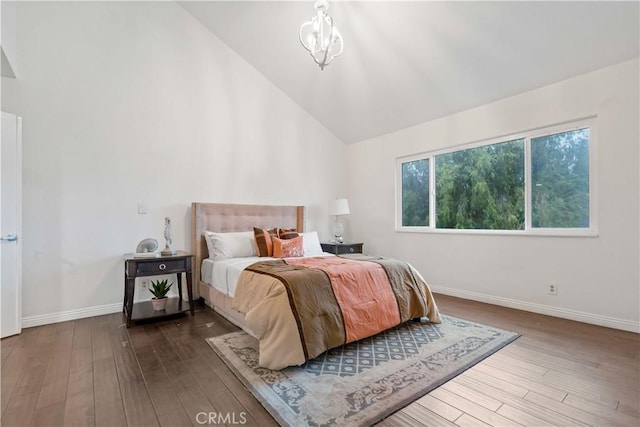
[204,231,257,260]
[300,231,323,256]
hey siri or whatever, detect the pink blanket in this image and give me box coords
[286,257,401,342]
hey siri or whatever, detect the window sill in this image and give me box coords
[395,227,598,238]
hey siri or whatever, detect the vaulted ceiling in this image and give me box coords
[180,1,639,144]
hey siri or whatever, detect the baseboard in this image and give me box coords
[431,285,640,334]
[21,302,123,329]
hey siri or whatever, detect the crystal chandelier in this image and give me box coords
[299,0,344,70]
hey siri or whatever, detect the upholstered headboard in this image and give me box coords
[190,202,304,294]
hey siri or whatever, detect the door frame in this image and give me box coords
[1,112,23,337]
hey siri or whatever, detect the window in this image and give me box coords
[436,139,525,230]
[401,159,430,227]
[396,119,595,235]
[531,129,590,228]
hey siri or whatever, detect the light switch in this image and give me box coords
[138,202,148,214]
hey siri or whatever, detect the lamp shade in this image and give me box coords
[328,198,350,216]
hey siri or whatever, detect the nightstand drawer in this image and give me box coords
[321,243,363,255]
[136,259,186,275]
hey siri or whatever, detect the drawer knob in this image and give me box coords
[349,247,354,253]
[159,263,166,271]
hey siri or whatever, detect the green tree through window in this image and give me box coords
[402,159,429,226]
[532,129,589,228]
[435,140,525,229]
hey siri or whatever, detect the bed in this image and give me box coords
[191,202,440,370]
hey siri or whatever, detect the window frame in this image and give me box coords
[395,117,598,237]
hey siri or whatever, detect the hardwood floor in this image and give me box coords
[1,295,638,426]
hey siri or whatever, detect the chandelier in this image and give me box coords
[299,0,344,70]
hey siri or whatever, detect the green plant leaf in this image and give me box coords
[149,279,173,298]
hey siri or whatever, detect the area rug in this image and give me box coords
[206,315,519,427]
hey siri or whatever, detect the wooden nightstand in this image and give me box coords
[321,242,364,255]
[123,251,194,327]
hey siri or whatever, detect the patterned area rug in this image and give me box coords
[207,315,519,427]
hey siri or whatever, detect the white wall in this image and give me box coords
[346,59,639,332]
[1,2,346,324]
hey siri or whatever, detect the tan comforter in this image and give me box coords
[231,255,441,370]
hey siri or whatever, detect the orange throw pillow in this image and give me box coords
[273,236,304,258]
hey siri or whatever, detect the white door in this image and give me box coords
[1,111,22,338]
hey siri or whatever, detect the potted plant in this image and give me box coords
[149,279,173,311]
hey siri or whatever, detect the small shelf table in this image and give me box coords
[123,251,194,327]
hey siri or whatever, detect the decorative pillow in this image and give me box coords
[204,231,257,261]
[278,228,300,240]
[300,231,323,256]
[253,227,278,257]
[273,236,305,258]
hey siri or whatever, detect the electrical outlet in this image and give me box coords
[141,279,149,288]
[548,283,558,296]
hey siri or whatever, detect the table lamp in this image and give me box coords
[328,198,350,243]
